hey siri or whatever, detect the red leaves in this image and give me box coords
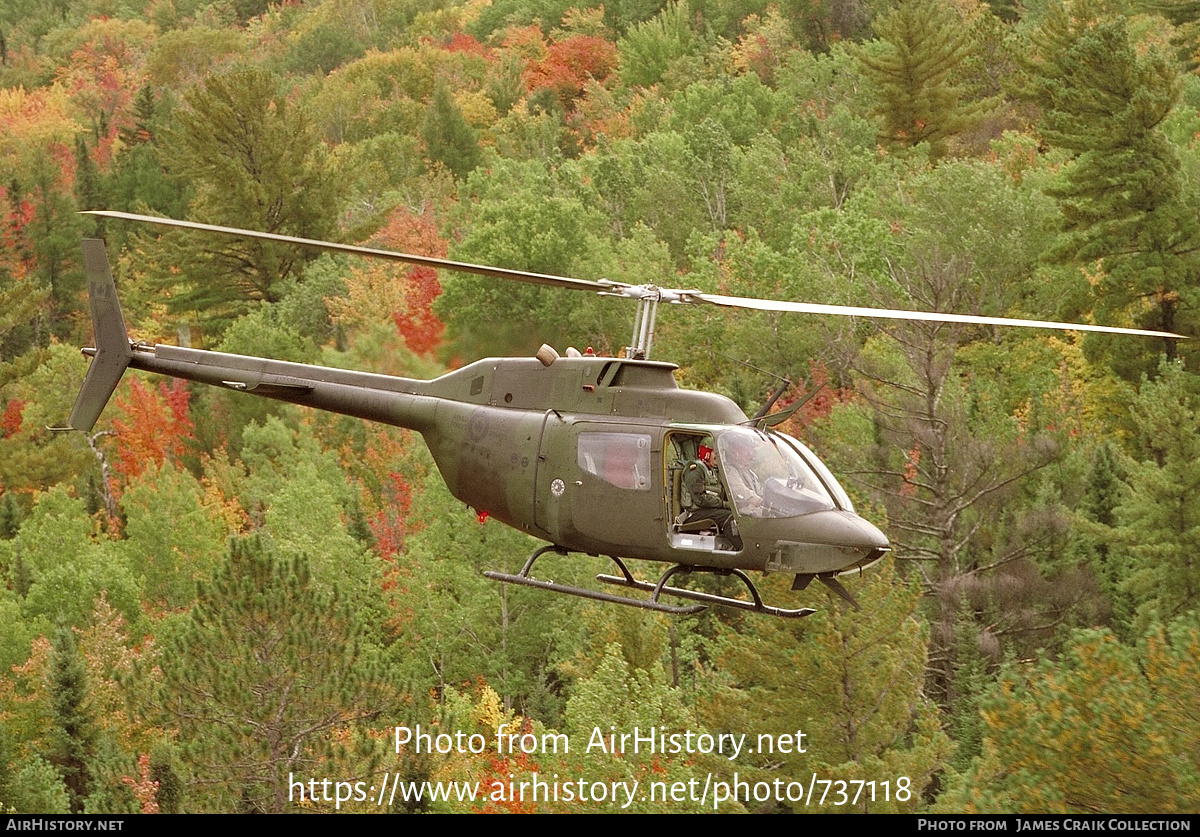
[442,33,492,59]
[370,471,413,561]
[361,208,448,355]
[121,754,160,814]
[1,399,26,438]
[782,359,855,429]
[110,378,194,481]
[523,35,618,109]
[479,747,542,814]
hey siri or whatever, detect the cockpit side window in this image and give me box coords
[578,432,651,490]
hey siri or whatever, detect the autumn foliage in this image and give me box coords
[1,398,26,437]
[523,35,619,109]
[332,208,446,354]
[110,378,194,481]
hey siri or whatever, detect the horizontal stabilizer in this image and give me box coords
[68,240,132,432]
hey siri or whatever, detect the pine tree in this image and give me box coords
[1116,360,1200,631]
[46,626,97,813]
[154,68,339,331]
[703,565,952,812]
[1021,7,1197,358]
[23,151,83,336]
[855,0,987,157]
[1064,442,1137,633]
[420,82,481,181]
[156,535,396,812]
[940,624,1200,813]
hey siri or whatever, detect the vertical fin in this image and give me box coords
[67,240,132,432]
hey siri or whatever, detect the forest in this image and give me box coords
[0,0,1198,815]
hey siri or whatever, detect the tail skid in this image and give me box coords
[67,240,132,432]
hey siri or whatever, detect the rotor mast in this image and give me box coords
[627,289,660,359]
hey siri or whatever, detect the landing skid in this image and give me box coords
[596,565,816,619]
[483,546,815,618]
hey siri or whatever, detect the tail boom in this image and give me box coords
[69,239,439,433]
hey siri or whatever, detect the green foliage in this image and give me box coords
[1115,360,1200,630]
[6,486,142,631]
[119,462,229,610]
[22,149,84,335]
[856,0,990,157]
[156,535,397,813]
[149,740,185,814]
[766,47,879,218]
[668,73,777,147]
[263,460,376,600]
[437,157,616,355]
[0,343,93,493]
[617,1,700,88]
[153,67,340,330]
[1022,7,1198,358]
[1064,441,1137,632]
[703,565,951,812]
[421,81,482,180]
[0,266,49,392]
[565,642,689,735]
[7,0,1200,815]
[107,86,188,224]
[396,474,584,720]
[144,25,248,89]
[6,755,72,814]
[185,309,319,454]
[0,589,33,672]
[941,623,1200,813]
[46,626,96,812]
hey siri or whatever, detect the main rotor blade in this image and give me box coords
[84,210,610,293]
[692,293,1186,340]
[87,211,1187,340]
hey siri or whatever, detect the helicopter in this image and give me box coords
[66,211,1184,618]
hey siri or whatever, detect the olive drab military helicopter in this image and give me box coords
[66,211,1183,618]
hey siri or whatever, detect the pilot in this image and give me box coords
[677,441,731,533]
[721,433,765,514]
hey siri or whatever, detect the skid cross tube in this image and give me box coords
[483,547,706,615]
[597,565,817,619]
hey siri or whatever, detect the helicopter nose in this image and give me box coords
[765,510,890,576]
[801,510,889,551]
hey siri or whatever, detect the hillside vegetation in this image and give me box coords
[0,0,1198,813]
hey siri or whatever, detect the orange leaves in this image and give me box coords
[901,444,922,498]
[524,35,618,109]
[370,470,413,561]
[493,26,618,111]
[110,378,194,482]
[121,754,160,814]
[330,208,447,354]
[1,398,26,438]
[442,33,492,59]
[0,85,78,164]
[780,359,856,432]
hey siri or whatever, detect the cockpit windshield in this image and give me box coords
[715,428,847,518]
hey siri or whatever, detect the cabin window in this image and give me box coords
[578,432,651,490]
